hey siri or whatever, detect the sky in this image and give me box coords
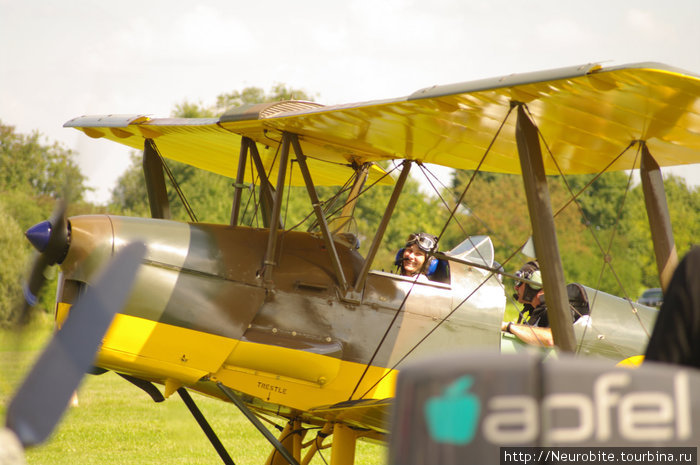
[2,0,700,203]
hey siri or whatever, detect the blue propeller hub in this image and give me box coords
[25,220,52,253]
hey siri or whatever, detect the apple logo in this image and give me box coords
[424,375,480,445]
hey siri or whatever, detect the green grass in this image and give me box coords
[503,301,521,323]
[1,323,387,465]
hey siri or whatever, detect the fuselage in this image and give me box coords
[57,215,505,426]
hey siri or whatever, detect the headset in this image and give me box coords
[394,248,439,275]
[394,232,451,282]
[514,260,542,303]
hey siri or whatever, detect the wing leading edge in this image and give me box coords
[66,62,700,177]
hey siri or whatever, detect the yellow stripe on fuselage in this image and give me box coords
[96,313,396,411]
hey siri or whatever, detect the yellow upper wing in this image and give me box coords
[66,62,700,179]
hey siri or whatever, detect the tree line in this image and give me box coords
[2,85,699,323]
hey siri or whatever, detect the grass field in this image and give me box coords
[0,320,387,465]
[2,300,519,465]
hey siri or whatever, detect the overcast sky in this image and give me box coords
[2,0,700,203]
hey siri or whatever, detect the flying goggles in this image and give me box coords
[513,266,542,290]
[405,232,438,253]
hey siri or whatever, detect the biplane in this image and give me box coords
[14,62,700,464]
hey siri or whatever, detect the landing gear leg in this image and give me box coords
[330,423,357,465]
[217,382,301,465]
[178,387,235,465]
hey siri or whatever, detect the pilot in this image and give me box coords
[395,232,449,283]
[501,260,584,347]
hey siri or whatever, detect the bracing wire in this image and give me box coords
[348,253,429,401]
[308,162,403,229]
[357,239,532,400]
[523,104,652,354]
[303,175,356,233]
[356,103,650,391]
[416,162,498,239]
[151,145,198,222]
[434,105,515,245]
[350,106,516,400]
[241,149,260,227]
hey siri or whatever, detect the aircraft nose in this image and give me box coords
[26,220,52,253]
[24,215,70,266]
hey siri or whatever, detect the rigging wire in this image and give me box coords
[357,239,534,400]
[357,103,650,392]
[316,435,330,465]
[434,105,515,246]
[283,160,295,227]
[348,254,429,401]
[266,422,311,465]
[287,161,402,237]
[247,141,283,228]
[351,107,516,400]
[152,145,198,222]
[414,161,510,290]
[282,171,355,234]
[308,162,402,227]
[523,104,651,353]
[416,162,498,239]
[304,175,356,233]
[410,148,550,338]
[241,148,260,227]
[414,161,519,320]
[347,161,434,400]
[409,132,542,334]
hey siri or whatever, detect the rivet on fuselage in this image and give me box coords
[272,328,278,334]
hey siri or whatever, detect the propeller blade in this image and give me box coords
[5,242,146,448]
[21,199,69,315]
[22,253,50,310]
[44,199,69,264]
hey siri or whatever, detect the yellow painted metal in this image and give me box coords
[55,302,71,329]
[213,340,396,412]
[163,378,183,398]
[266,422,296,465]
[293,420,303,463]
[302,423,333,465]
[330,423,356,465]
[96,314,395,421]
[66,64,700,180]
[224,338,342,385]
[98,313,238,384]
[617,355,645,367]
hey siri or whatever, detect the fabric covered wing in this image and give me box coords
[66,62,700,178]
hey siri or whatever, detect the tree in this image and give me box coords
[0,200,28,323]
[447,164,700,300]
[215,83,316,113]
[353,167,449,271]
[624,174,700,291]
[110,84,317,224]
[446,169,646,296]
[0,122,90,322]
[109,84,456,274]
[0,123,87,200]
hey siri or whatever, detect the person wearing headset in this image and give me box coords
[501,260,556,347]
[395,232,449,283]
